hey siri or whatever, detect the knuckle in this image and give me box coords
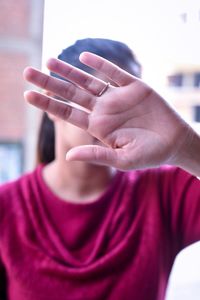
[62,82,76,100]
[62,105,72,120]
[82,76,93,89]
[41,74,50,90]
[91,147,102,160]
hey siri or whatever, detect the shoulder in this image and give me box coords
[0,167,38,197]
[126,165,195,182]
[123,166,198,199]
[0,167,39,222]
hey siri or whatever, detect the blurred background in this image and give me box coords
[0,0,200,299]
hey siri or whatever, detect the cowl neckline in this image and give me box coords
[26,165,135,273]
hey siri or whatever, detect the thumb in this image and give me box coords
[66,145,118,167]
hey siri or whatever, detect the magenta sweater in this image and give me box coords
[0,166,199,300]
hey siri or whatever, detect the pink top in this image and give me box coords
[0,165,199,300]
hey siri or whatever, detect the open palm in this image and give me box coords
[24,52,189,170]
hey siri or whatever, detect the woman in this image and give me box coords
[1,38,200,300]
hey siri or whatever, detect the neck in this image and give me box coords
[43,159,115,204]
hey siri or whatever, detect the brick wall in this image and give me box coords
[0,0,44,172]
[0,53,28,139]
[0,0,29,37]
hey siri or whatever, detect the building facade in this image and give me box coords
[0,0,44,183]
[165,64,200,133]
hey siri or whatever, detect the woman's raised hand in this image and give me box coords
[23,52,194,171]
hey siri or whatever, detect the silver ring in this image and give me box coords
[97,82,110,97]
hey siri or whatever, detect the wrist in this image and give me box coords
[172,126,200,177]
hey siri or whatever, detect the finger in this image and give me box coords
[79,52,136,86]
[66,145,118,167]
[46,58,110,96]
[24,90,89,130]
[23,67,95,110]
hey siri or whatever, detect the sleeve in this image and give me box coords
[163,167,200,252]
[0,253,7,300]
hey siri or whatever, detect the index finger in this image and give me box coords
[79,52,136,86]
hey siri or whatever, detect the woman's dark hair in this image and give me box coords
[36,38,141,164]
[36,112,55,164]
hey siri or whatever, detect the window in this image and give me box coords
[0,142,23,184]
[168,74,183,87]
[193,105,200,122]
[194,73,200,87]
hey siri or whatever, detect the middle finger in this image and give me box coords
[46,58,110,96]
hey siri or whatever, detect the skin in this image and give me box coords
[42,110,115,203]
[23,52,200,193]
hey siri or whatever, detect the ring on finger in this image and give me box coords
[97,82,110,97]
